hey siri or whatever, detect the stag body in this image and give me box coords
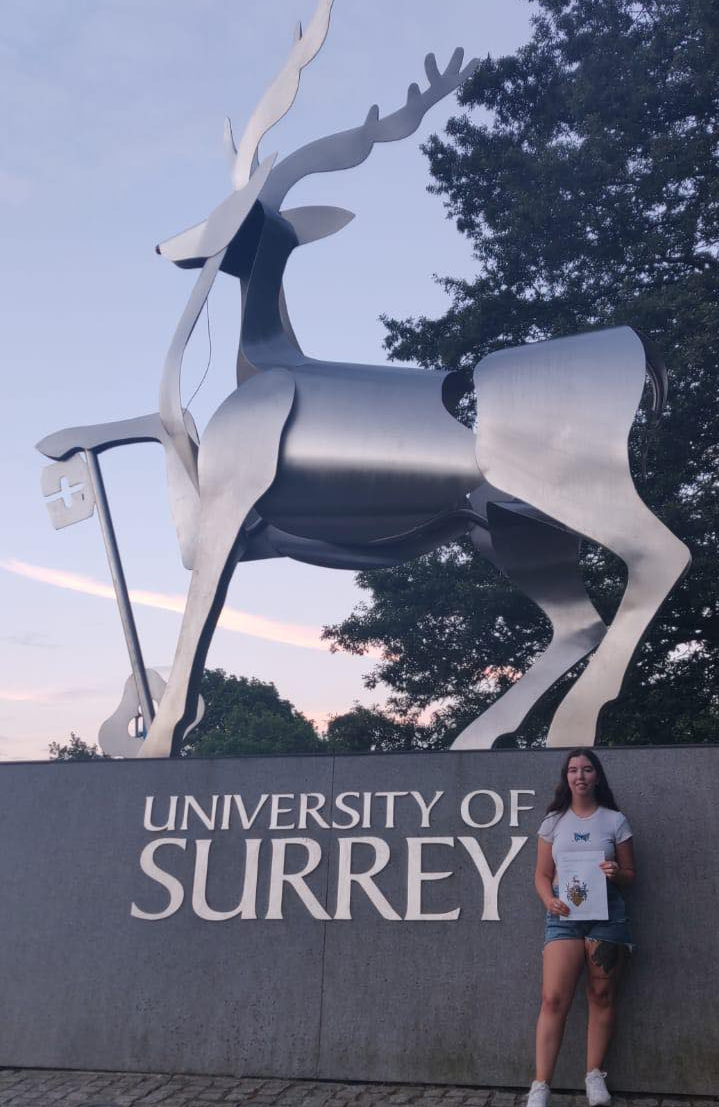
[216,205,482,546]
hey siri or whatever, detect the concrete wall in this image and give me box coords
[0,746,716,1094]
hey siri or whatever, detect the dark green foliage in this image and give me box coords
[325,0,718,747]
[179,668,323,757]
[48,733,110,760]
[325,704,430,753]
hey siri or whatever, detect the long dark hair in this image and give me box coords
[546,748,619,815]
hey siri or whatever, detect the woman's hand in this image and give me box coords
[599,860,620,881]
[546,896,570,917]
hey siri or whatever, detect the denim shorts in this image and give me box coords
[544,883,634,950]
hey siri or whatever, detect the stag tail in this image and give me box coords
[635,329,669,417]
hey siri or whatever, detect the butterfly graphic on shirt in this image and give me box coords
[574,832,591,842]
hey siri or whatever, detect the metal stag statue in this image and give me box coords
[38,0,690,759]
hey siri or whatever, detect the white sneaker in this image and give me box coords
[585,1069,611,1106]
[527,1080,550,1107]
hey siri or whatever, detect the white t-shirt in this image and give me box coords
[537,806,633,870]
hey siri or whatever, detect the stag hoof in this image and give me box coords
[137,720,174,759]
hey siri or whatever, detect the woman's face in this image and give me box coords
[566,755,598,801]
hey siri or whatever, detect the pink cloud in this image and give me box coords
[0,686,50,704]
[0,558,327,652]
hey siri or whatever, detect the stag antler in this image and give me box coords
[263,48,479,207]
[226,0,336,190]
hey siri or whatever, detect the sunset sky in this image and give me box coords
[1,0,531,760]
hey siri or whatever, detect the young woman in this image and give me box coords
[527,750,636,1107]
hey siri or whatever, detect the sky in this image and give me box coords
[1,0,532,761]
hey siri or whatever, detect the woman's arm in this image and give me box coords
[599,837,636,886]
[535,838,569,915]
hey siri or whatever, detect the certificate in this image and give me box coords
[556,850,608,920]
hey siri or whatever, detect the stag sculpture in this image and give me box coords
[38,0,690,758]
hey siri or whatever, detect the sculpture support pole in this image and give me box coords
[84,450,155,733]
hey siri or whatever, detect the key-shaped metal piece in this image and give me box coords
[41,455,96,530]
[99,668,205,758]
[40,446,156,738]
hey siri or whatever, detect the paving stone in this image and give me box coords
[0,1072,715,1107]
[136,1087,181,1103]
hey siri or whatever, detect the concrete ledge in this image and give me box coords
[0,747,717,1094]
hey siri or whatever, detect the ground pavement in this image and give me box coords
[0,1071,716,1107]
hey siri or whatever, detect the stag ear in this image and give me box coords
[281,205,355,244]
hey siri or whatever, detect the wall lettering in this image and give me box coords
[132,788,536,923]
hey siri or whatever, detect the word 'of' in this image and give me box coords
[131,834,528,923]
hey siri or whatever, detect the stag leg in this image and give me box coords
[451,505,607,750]
[472,327,690,748]
[544,493,690,747]
[138,516,244,758]
[139,370,295,758]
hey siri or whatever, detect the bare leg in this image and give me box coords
[585,939,626,1072]
[535,939,586,1084]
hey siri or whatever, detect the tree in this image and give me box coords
[48,672,324,760]
[48,733,110,760]
[324,0,719,747]
[325,704,431,754]
[179,668,322,757]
